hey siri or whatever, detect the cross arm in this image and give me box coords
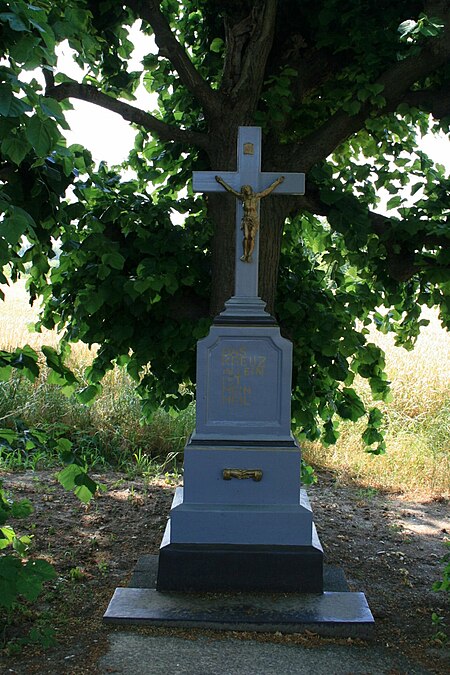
[257,173,305,195]
[192,171,305,195]
[192,171,241,193]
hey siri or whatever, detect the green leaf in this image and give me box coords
[101,252,126,270]
[39,97,68,127]
[1,136,29,164]
[57,464,100,503]
[57,463,84,491]
[9,35,40,64]
[13,534,32,556]
[0,85,32,117]
[56,437,73,455]
[10,345,40,379]
[73,485,94,504]
[0,428,19,443]
[210,37,224,53]
[386,195,402,210]
[0,556,22,608]
[0,11,29,31]
[362,426,382,445]
[323,419,339,445]
[0,526,15,548]
[368,408,383,428]
[17,559,56,602]
[73,473,98,503]
[42,345,77,384]
[337,388,366,422]
[76,384,101,404]
[343,100,361,115]
[11,499,33,519]
[84,293,104,314]
[25,116,57,156]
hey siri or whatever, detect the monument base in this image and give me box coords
[103,558,375,639]
[158,483,323,592]
[156,522,323,593]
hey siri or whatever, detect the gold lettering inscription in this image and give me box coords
[221,347,266,407]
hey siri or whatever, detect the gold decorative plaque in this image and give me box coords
[222,468,263,482]
[243,142,254,155]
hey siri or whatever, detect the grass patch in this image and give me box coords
[0,280,193,475]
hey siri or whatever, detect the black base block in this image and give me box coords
[133,556,347,592]
[156,540,323,593]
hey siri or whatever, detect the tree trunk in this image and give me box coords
[259,198,291,315]
[207,193,237,316]
[206,127,240,317]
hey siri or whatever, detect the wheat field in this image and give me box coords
[0,279,94,366]
[303,307,450,497]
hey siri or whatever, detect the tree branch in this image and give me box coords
[166,288,209,322]
[0,161,16,183]
[124,0,217,116]
[299,181,449,244]
[226,0,278,115]
[272,7,450,172]
[221,10,256,95]
[293,182,450,281]
[403,84,450,120]
[42,68,54,91]
[46,82,210,149]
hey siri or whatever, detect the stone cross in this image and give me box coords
[192,126,305,299]
[104,126,373,624]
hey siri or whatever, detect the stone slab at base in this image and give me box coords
[103,588,374,639]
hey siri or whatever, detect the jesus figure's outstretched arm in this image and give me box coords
[256,176,285,199]
[215,175,242,199]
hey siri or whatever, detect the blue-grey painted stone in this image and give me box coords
[215,295,276,324]
[156,525,323,592]
[150,127,322,594]
[130,556,349,592]
[183,444,300,505]
[193,325,293,442]
[168,488,316,546]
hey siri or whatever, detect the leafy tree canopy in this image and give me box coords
[1,0,450,451]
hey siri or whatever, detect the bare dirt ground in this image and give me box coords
[0,469,448,674]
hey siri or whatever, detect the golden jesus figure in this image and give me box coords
[215,175,285,262]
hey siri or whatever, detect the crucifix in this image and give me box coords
[193,126,305,300]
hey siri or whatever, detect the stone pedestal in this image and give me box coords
[156,305,323,592]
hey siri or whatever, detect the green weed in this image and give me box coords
[68,566,85,582]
